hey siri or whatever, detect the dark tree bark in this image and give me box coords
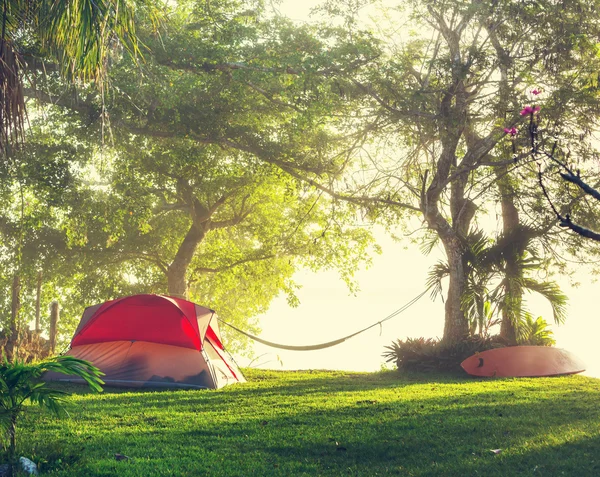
[167,223,208,298]
[440,236,470,343]
[6,274,21,362]
[49,301,59,354]
[421,64,475,344]
[497,173,521,345]
[423,159,474,345]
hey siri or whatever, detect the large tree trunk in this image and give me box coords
[419,9,479,345]
[441,235,470,343]
[5,274,21,362]
[424,199,472,345]
[167,222,208,298]
[497,172,521,345]
[501,261,521,345]
[423,153,473,344]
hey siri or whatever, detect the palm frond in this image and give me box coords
[463,228,503,273]
[37,0,142,82]
[521,278,568,324]
[426,261,449,302]
[0,355,104,451]
[29,386,70,418]
[419,233,439,256]
[0,0,161,155]
[0,40,26,154]
[465,229,491,263]
[38,356,104,392]
[493,225,538,258]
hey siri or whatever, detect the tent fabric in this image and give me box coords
[44,294,245,390]
[196,304,216,344]
[72,302,104,337]
[71,294,207,350]
[60,341,216,388]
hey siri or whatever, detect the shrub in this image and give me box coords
[383,336,508,373]
[0,356,104,475]
[517,314,556,346]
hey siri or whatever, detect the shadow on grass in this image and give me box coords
[51,369,475,399]
[56,369,596,403]
[22,372,600,476]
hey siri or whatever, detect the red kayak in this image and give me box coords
[461,346,585,377]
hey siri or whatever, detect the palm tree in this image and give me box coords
[0,0,155,154]
[426,230,499,338]
[426,228,567,343]
[0,355,103,476]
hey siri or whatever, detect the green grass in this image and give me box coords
[11,369,600,476]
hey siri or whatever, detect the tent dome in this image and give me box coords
[44,294,245,389]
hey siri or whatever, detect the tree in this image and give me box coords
[0,126,91,360]
[25,0,378,182]
[535,117,600,242]
[491,87,600,342]
[18,0,379,347]
[427,228,567,342]
[0,355,103,476]
[60,135,374,345]
[0,0,160,155]
[23,0,600,346]
[292,0,600,344]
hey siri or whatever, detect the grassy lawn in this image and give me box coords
[11,369,600,476]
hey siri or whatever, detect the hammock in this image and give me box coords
[218,288,429,351]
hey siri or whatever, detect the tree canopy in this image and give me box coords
[7,0,379,351]
[277,0,600,344]
[5,0,600,355]
[0,0,161,155]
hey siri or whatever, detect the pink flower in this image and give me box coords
[504,127,518,137]
[520,105,541,116]
[531,89,541,95]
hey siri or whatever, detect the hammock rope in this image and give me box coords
[218,288,429,351]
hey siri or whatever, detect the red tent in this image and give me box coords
[44,294,245,389]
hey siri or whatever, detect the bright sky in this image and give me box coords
[234,0,600,379]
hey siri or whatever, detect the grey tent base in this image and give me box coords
[48,377,211,390]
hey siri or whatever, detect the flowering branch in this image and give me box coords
[522,97,600,242]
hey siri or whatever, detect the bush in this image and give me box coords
[0,355,103,475]
[517,314,556,346]
[382,336,508,373]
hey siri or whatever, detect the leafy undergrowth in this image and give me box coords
[11,369,600,476]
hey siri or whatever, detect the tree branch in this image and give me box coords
[190,253,279,277]
[538,161,600,242]
[351,79,437,119]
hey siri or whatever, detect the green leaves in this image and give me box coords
[35,0,151,82]
[0,354,103,461]
[37,356,105,392]
[382,335,503,372]
[8,1,380,351]
[425,260,449,302]
[516,314,556,346]
[521,279,568,325]
[0,0,162,155]
[426,227,568,340]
